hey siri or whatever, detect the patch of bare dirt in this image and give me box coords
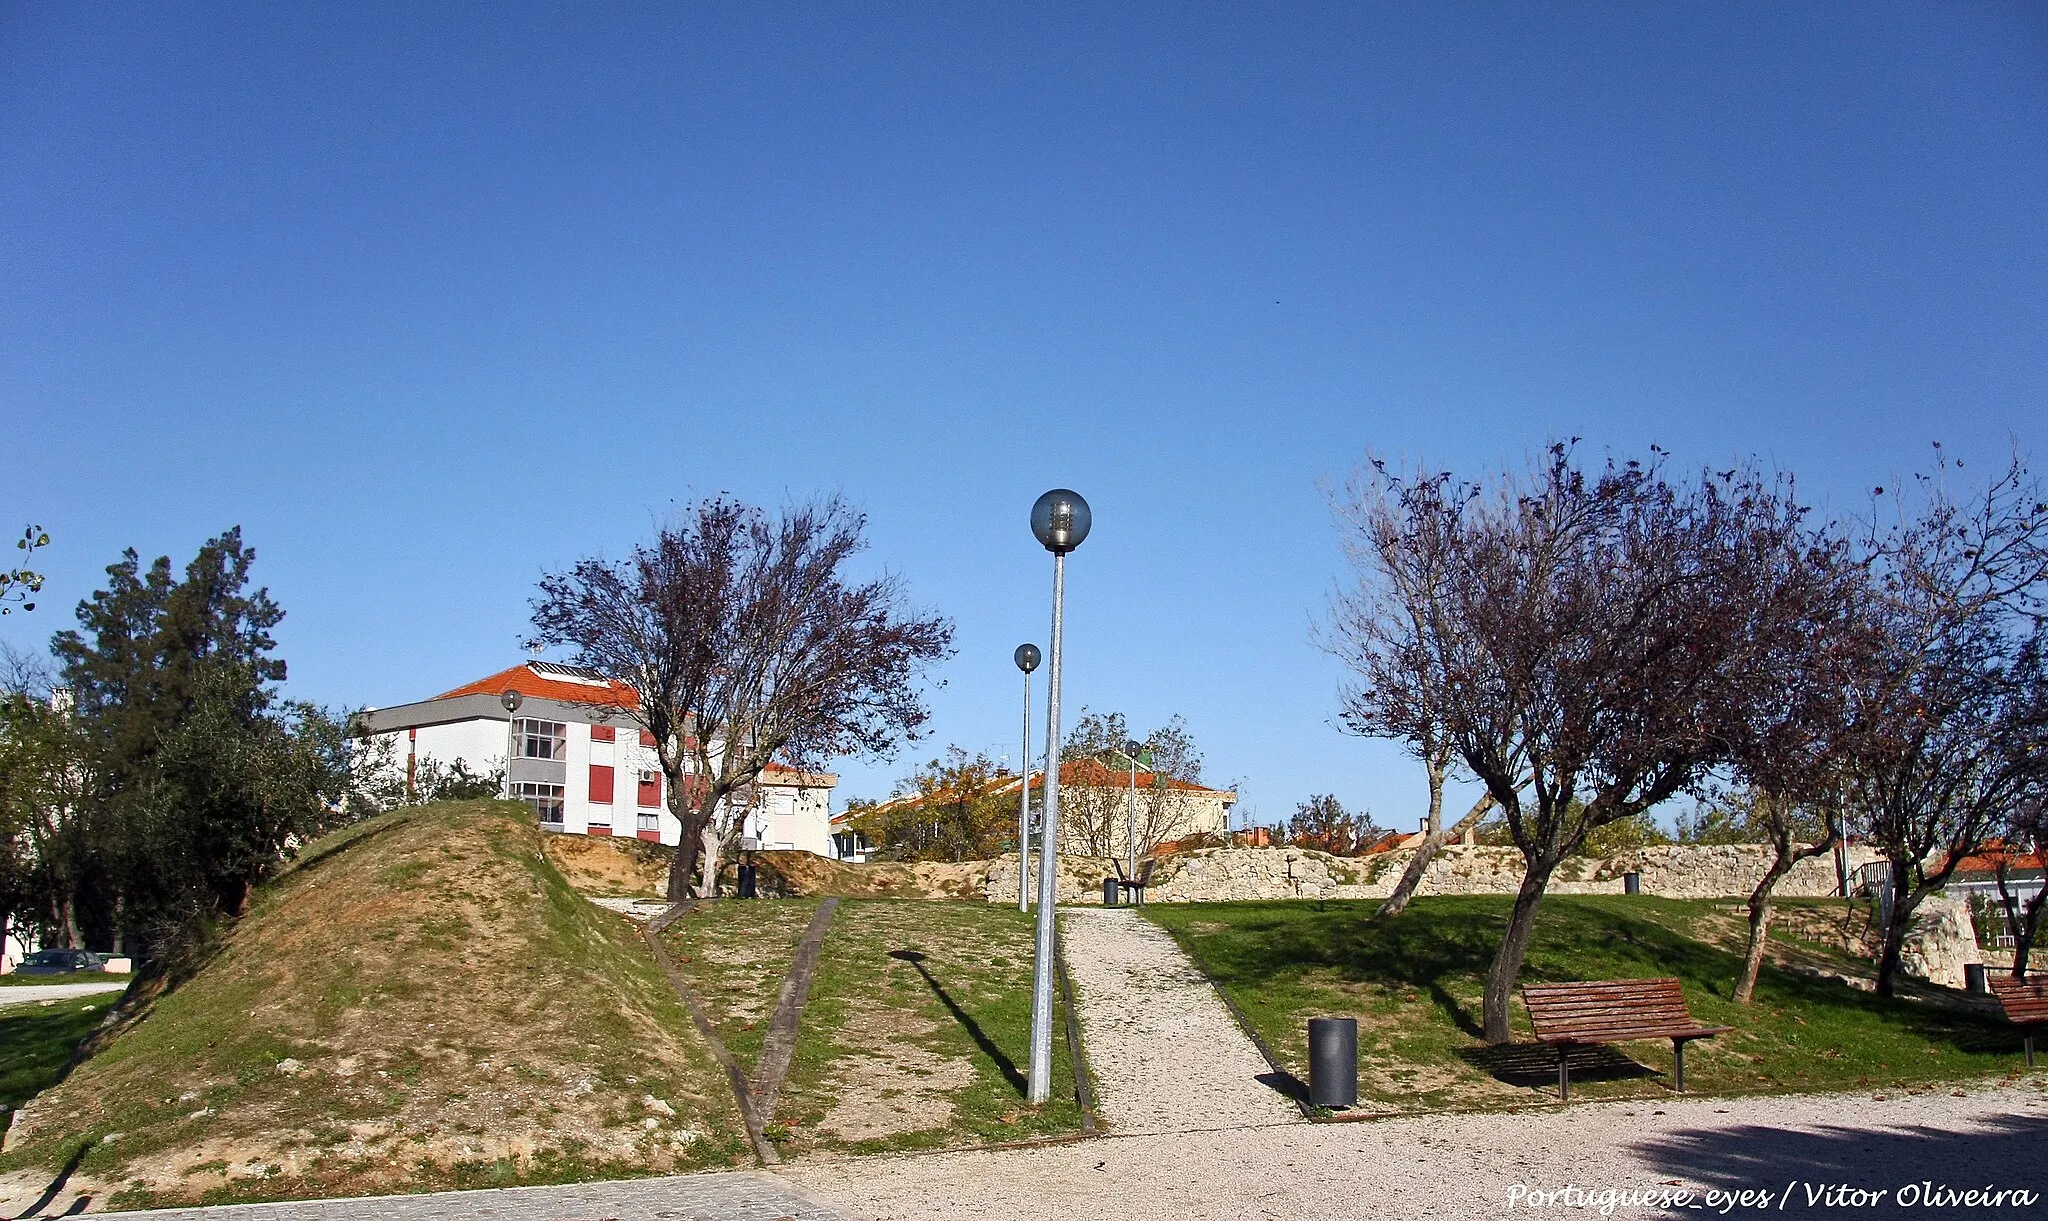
[544,831,673,896]
[752,851,988,900]
[813,1002,975,1142]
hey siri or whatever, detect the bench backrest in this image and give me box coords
[1524,977,1697,1040]
[1987,973,2048,1024]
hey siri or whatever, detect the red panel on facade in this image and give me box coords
[590,724,615,743]
[639,730,658,748]
[636,828,661,842]
[586,825,612,837]
[588,764,614,804]
[638,770,661,807]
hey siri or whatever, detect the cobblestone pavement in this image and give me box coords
[70,1172,844,1220]
[1058,906,1301,1135]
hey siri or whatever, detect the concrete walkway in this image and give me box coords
[0,981,125,1008]
[1058,905,1300,1135]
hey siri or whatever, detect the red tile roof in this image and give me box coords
[434,663,639,710]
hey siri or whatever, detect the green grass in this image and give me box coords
[658,898,824,1072]
[776,900,1089,1154]
[0,994,110,1114]
[1146,895,2025,1112]
[0,801,749,1209]
[0,973,132,987]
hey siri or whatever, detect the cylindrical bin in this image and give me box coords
[737,863,758,900]
[1965,963,1990,994]
[1103,877,1120,907]
[1307,1017,1359,1109]
[1623,871,1642,896]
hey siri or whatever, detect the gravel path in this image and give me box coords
[1059,906,1300,1135]
[787,1080,2048,1220]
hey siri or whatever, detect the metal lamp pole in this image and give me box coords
[1027,488,1089,1105]
[1124,737,1141,883]
[500,690,524,801]
[1014,643,1041,913]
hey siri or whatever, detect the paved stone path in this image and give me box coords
[73,1172,844,1220]
[1057,906,1300,1135]
[22,1083,2047,1218]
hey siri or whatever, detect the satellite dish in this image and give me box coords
[500,690,524,713]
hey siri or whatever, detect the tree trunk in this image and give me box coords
[666,801,711,902]
[59,891,82,950]
[697,822,722,898]
[1482,856,1559,1043]
[1873,865,1918,998]
[1380,791,1497,919]
[1733,870,1787,1005]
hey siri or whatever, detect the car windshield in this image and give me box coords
[25,951,70,965]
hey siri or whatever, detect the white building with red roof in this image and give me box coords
[358,661,839,856]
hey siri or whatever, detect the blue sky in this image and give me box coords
[4,3,2044,827]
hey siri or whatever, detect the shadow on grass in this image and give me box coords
[1158,896,2015,1061]
[1632,1112,2048,1217]
[13,1139,92,1218]
[888,949,1027,1097]
[1457,1042,1660,1091]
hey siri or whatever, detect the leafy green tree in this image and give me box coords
[1284,794,1387,855]
[854,746,1016,861]
[51,528,349,967]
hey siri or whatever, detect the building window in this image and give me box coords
[513,782,565,825]
[638,769,661,807]
[588,764,614,804]
[517,719,567,761]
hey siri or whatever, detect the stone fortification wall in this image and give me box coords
[980,842,1883,905]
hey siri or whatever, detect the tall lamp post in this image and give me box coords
[1123,737,1142,883]
[1014,643,1041,913]
[1027,488,1089,1105]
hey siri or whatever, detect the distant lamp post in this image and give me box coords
[1014,643,1041,913]
[1027,488,1089,1105]
[499,690,525,802]
[1123,737,1143,883]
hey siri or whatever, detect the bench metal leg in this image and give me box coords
[1558,1047,1570,1101]
[1672,1039,1687,1093]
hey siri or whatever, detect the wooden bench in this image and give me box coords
[1523,978,1732,1100]
[1987,973,2048,1068]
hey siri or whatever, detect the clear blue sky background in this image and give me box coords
[4,3,2044,827]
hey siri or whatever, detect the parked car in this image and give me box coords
[10,948,107,976]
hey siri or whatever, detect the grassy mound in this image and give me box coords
[0,801,745,1209]
[1148,896,2021,1114]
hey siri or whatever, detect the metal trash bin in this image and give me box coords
[1307,1017,1358,1108]
[1623,871,1642,896]
[737,863,758,899]
[1103,877,1120,907]
[1965,963,1990,994]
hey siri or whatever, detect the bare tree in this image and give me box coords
[1991,796,2047,976]
[1056,710,1217,860]
[531,497,954,899]
[1841,449,2048,996]
[1324,461,1497,915]
[1336,444,1836,1042]
[1283,794,1388,855]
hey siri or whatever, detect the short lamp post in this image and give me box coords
[1027,488,1089,1105]
[500,690,524,802]
[1014,643,1041,914]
